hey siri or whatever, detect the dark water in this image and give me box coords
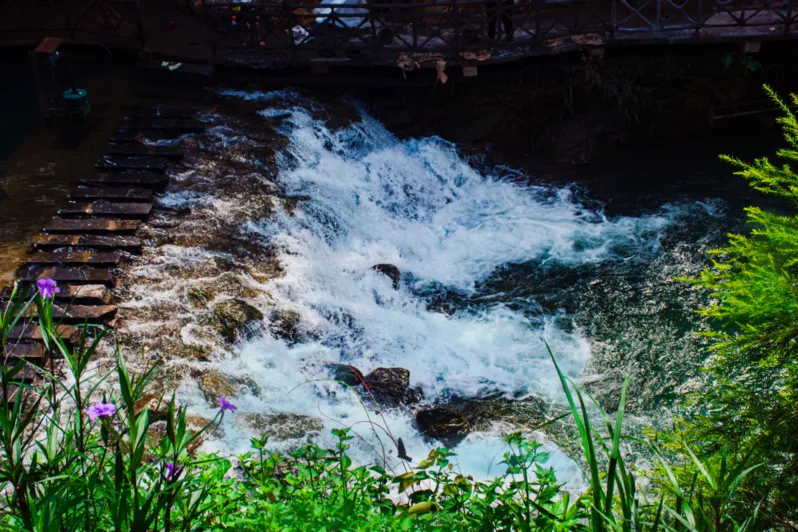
[418,121,783,414]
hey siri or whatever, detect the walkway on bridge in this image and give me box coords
[0,0,797,70]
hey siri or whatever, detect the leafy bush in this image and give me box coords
[676,86,798,526]
[0,278,758,530]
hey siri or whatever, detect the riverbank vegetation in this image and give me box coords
[1,87,797,530]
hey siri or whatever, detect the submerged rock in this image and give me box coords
[211,299,264,343]
[198,370,240,405]
[269,309,302,343]
[416,408,470,447]
[326,363,365,387]
[186,287,211,308]
[371,264,400,289]
[234,412,324,441]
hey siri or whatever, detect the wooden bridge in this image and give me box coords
[1,0,797,69]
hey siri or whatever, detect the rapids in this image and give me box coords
[119,89,738,486]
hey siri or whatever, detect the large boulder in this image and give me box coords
[415,408,470,447]
[211,299,264,343]
[363,367,423,406]
[439,394,549,432]
[371,264,400,289]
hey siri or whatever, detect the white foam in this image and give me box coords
[173,93,694,484]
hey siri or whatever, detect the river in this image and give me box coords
[9,86,775,487]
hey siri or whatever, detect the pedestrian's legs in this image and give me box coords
[486,1,499,40]
[501,1,514,41]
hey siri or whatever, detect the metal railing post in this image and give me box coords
[696,0,703,38]
[656,0,661,30]
[610,0,616,39]
[369,2,378,61]
[453,0,460,56]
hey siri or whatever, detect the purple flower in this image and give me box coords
[218,396,237,414]
[165,462,182,480]
[85,402,116,422]
[36,278,60,299]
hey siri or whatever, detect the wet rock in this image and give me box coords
[326,363,365,387]
[371,264,400,289]
[134,393,169,422]
[443,394,549,432]
[365,367,409,393]
[198,370,240,405]
[211,299,264,343]
[234,412,324,441]
[194,272,264,302]
[363,367,423,406]
[148,363,188,394]
[186,287,210,308]
[269,309,302,343]
[428,299,456,316]
[416,408,470,447]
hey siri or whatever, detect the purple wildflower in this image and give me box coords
[85,402,116,422]
[165,462,182,480]
[36,278,60,299]
[218,396,237,414]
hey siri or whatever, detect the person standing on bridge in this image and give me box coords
[486,0,515,42]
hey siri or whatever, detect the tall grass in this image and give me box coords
[0,282,760,531]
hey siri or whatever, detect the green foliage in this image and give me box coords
[676,86,798,525]
[0,285,758,530]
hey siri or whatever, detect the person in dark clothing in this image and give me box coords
[486,0,514,42]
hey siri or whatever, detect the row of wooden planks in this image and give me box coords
[1,115,204,398]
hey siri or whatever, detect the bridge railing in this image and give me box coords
[0,0,143,48]
[202,0,796,66]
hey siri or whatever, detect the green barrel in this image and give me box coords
[63,88,90,122]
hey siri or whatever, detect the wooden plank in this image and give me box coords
[21,252,123,266]
[2,343,45,362]
[17,267,118,287]
[32,234,142,250]
[51,304,118,322]
[43,219,140,233]
[56,284,112,304]
[96,157,167,173]
[59,202,152,218]
[3,386,19,404]
[80,172,167,188]
[70,187,153,202]
[7,324,79,343]
[119,118,204,132]
[1,284,110,304]
[106,144,183,158]
[0,365,38,384]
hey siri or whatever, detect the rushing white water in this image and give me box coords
[158,91,708,486]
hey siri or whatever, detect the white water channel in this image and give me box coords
[150,91,702,486]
